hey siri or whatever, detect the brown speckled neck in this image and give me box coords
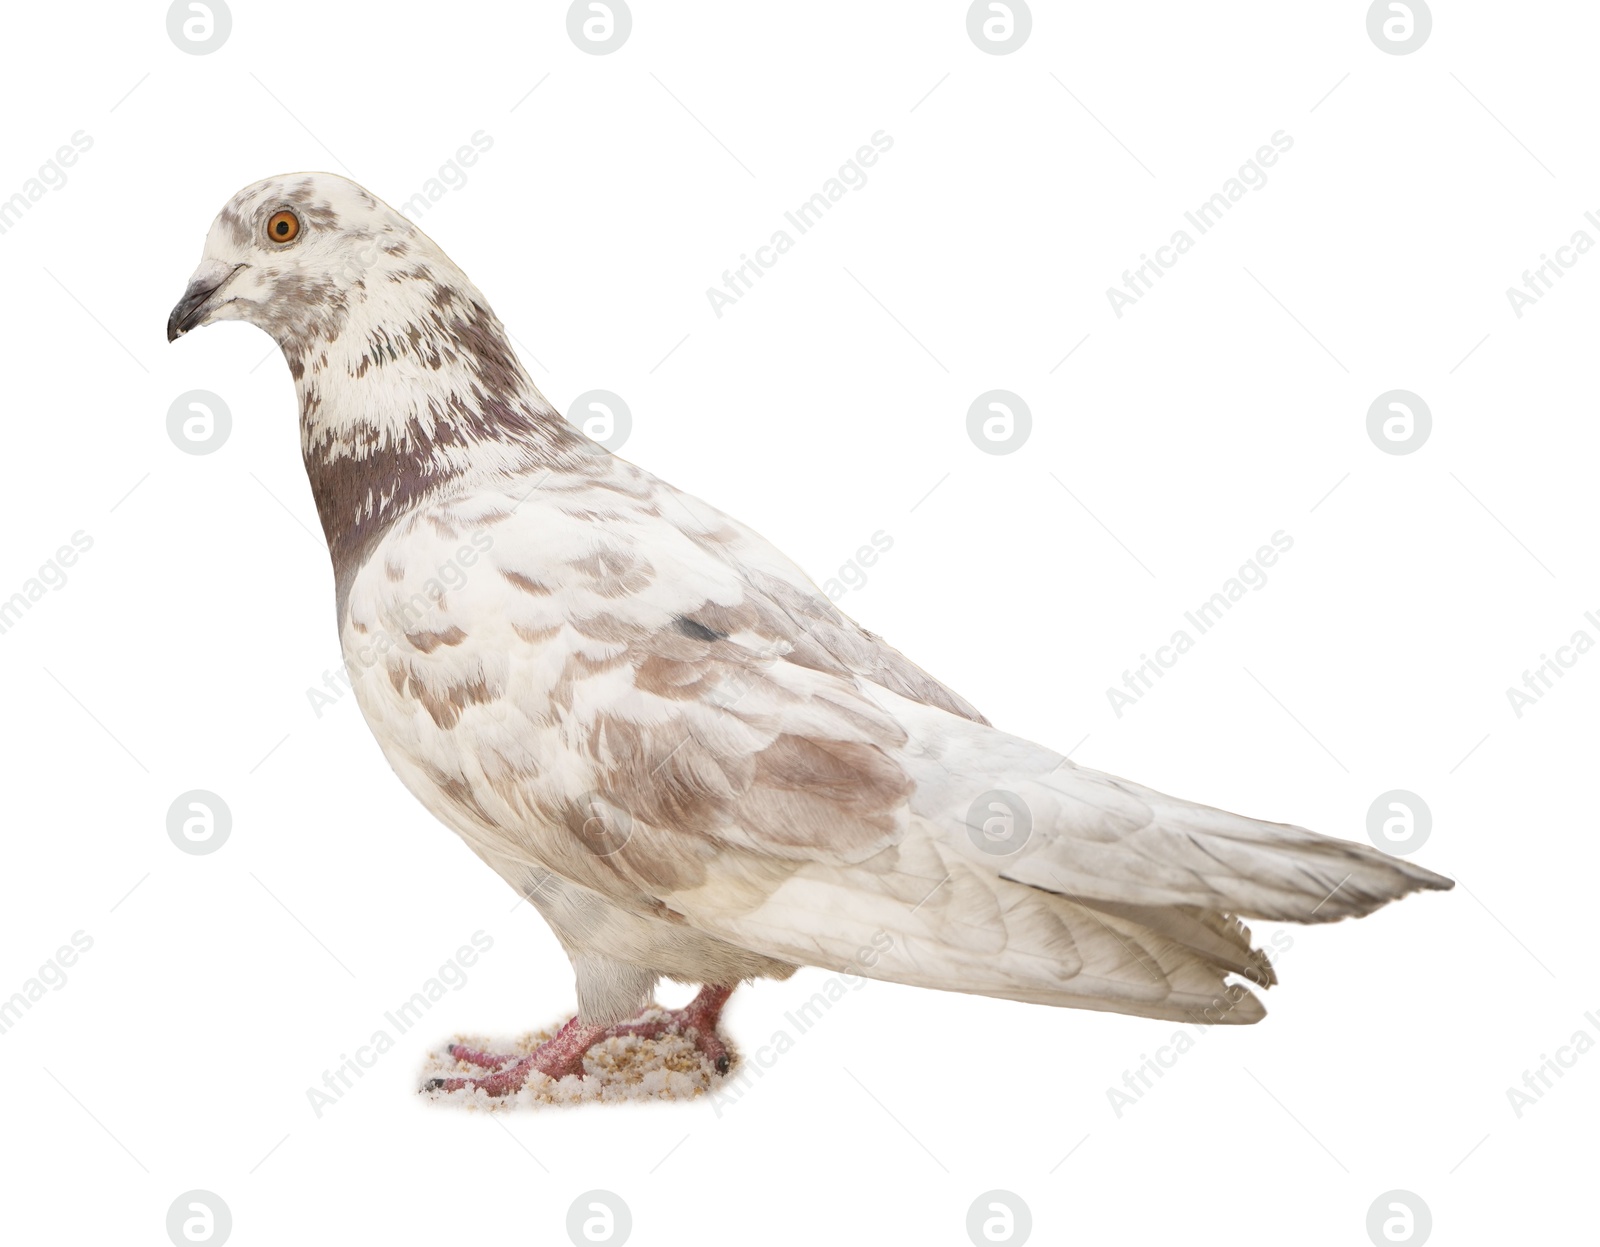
[298,284,588,628]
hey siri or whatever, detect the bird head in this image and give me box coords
[165,172,461,358]
[166,172,573,566]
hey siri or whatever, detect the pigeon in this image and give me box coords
[168,173,1452,1095]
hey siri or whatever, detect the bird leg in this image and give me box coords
[606,983,735,1074]
[424,984,736,1096]
[425,1015,610,1095]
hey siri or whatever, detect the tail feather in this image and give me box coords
[705,694,1453,1026]
[997,767,1455,925]
[889,868,1275,1025]
[1077,901,1277,986]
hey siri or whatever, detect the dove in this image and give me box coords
[168,173,1452,1095]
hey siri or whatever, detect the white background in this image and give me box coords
[0,1,1592,1243]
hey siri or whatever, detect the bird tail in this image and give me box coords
[1000,766,1455,925]
[959,780,1453,1023]
[703,695,1454,1027]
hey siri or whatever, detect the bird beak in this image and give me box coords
[167,260,244,342]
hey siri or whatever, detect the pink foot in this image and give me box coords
[424,1015,607,1096]
[608,984,734,1074]
[422,985,736,1096]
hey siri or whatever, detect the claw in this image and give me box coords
[426,1055,539,1097]
[607,994,733,1074]
[448,1041,520,1070]
[424,1016,607,1096]
[424,986,737,1097]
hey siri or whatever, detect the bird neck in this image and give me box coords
[291,292,586,611]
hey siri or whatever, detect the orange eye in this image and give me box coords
[266,210,301,243]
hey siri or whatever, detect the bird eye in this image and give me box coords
[266,210,301,243]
